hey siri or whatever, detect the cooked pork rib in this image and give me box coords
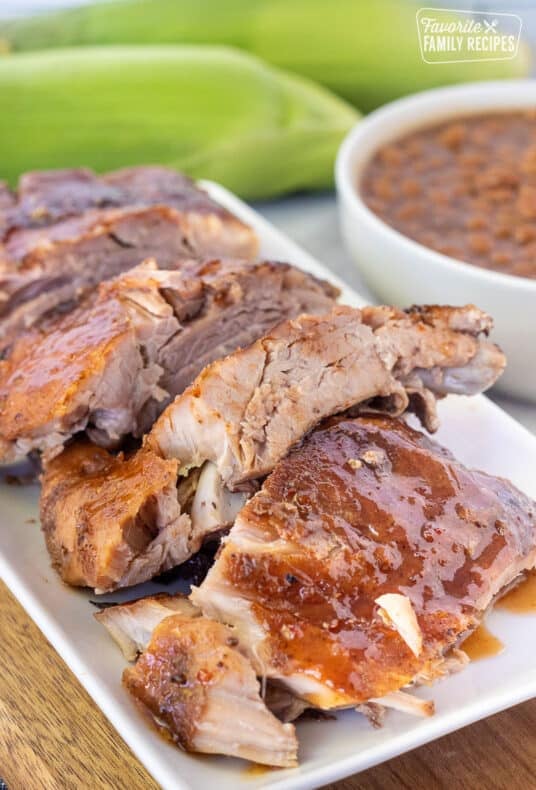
[148,304,505,488]
[97,593,309,726]
[192,415,536,709]
[95,594,199,661]
[0,166,250,236]
[39,303,505,593]
[123,613,298,767]
[0,258,337,461]
[97,414,535,763]
[40,440,246,592]
[0,206,198,346]
[0,166,257,346]
[41,442,186,592]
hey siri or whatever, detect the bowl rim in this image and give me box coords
[335,79,536,294]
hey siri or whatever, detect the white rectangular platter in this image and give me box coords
[1,182,535,790]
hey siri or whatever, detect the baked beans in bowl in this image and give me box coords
[336,81,536,401]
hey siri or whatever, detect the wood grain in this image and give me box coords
[0,581,158,790]
[0,580,534,790]
[330,701,536,790]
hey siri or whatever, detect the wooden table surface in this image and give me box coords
[0,579,534,790]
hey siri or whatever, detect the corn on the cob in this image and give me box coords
[0,45,358,198]
[1,0,530,110]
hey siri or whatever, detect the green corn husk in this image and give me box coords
[0,45,359,198]
[1,0,530,111]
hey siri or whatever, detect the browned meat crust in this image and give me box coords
[95,594,200,661]
[40,441,184,592]
[0,165,254,242]
[193,415,536,708]
[0,166,258,346]
[148,303,505,488]
[38,303,505,593]
[0,258,337,461]
[123,614,298,767]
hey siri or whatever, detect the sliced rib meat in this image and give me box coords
[0,168,119,235]
[148,304,505,487]
[192,415,536,709]
[95,594,199,661]
[97,594,309,725]
[40,442,186,592]
[0,166,258,346]
[0,258,337,461]
[123,613,298,767]
[39,303,505,593]
[0,165,256,247]
[0,205,257,348]
[40,441,247,593]
[96,414,535,764]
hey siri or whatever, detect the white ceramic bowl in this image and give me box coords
[335,80,536,402]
